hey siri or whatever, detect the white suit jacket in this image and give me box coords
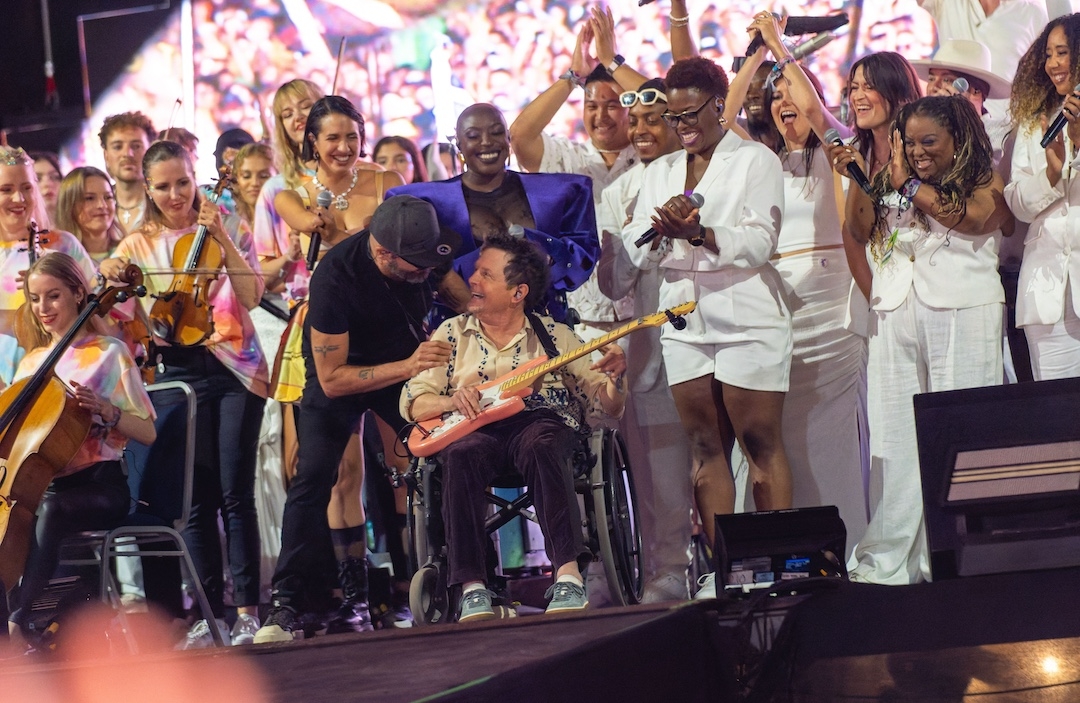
[1004,124,1080,326]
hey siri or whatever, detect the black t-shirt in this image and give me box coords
[302,230,433,409]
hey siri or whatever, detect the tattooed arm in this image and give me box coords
[310,327,452,399]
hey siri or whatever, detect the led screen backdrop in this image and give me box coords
[63,0,935,182]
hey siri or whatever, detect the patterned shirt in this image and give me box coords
[252,172,314,303]
[15,335,156,476]
[113,223,269,397]
[0,232,97,385]
[400,313,618,436]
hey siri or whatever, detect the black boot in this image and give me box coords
[326,557,373,634]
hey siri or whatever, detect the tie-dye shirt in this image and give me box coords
[252,172,314,303]
[15,334,156,477]
[113,223,269,398]
[0,232,97,385]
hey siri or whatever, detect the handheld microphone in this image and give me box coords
[951,77,969,94]
[635,192,705,247]
[1041,82,1080,148]
[508,224,525,238]
[790,31,837,60]
[824,128,873,195]
[746,13,849,54]
[307,190,332,270]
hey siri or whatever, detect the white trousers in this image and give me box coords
[850,292,1002,585]
[1025,292,1080,381]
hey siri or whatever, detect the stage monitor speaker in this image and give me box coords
[714,506,846,588]
[915,377,1080,580]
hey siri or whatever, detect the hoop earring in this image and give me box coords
[313,150,320,161]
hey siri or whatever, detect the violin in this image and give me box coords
[0,265,146,593]
[148,167,233,346]
[23,220,56,265]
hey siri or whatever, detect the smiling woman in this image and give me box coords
[841,94,1013,586]
[0,147,98,385]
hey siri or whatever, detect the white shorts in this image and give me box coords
[659,267,792,391]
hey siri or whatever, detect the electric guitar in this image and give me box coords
[406,302,696,458]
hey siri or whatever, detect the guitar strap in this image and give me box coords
[526,312,560,359]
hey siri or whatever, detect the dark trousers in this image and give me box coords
[440,409,589,587]
[157,347,265,615]
[8,461,129,627]
[270,384,405,610]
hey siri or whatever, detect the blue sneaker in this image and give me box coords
[544,581,589,614]
[458,588,497,623]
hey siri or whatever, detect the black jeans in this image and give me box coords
[156,346,265,615]
[440,409,589,587]
[270,383,405,610]
[8,461,129,628]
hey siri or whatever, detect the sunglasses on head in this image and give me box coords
[619,88,668,108]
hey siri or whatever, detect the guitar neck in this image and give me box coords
[498,319,641,393]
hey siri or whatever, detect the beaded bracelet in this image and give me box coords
[765,56,795,90]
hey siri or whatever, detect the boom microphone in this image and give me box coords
[746,13,849,54]
[635,192,705,247]
[824,128,872,195]
[1041,82,1080,148]
[307,189,332,271]
[790,31,837,60]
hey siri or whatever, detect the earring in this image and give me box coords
[313,150,320,161]
[458,152,466,164]
[719,116,727,126]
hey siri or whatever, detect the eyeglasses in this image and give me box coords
[619,88,668,108]
[661,97,720,128]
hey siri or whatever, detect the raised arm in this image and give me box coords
[509,23,595,173]
[669,0,698,61]
[722,45,768,141]
[750,13,848,141]
[591,6,648,92]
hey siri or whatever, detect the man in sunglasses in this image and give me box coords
[592,78,695,604]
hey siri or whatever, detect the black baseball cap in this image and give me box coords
[369,195,460,269]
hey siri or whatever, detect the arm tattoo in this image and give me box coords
[358,367,375,381]
[313,344,340,357]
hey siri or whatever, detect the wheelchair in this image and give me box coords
[405,426,643,625]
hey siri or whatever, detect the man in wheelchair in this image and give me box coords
[401,233,627,621]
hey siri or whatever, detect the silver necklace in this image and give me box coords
[311,169,359,210]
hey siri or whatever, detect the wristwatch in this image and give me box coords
[689,225,706,247]
[607,54,625,74]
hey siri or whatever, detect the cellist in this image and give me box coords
[6,253,155,649]
[99,139,269,648]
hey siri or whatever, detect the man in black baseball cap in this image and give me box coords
[369,194,460,270]
[256,194,462,643]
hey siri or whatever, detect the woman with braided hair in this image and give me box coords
[832,94,1012,584]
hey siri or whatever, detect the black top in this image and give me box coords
[302,230,434,409]
[462,171,536,245]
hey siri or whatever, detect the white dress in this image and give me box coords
[775,148,869,556]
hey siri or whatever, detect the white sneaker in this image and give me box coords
[178,618,229,649]
[693,572,717,600]
[230,613,261,646]
[642,573,689,603]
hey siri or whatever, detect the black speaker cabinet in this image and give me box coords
[915,377,1080,579]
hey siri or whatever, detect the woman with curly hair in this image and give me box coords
[1004,13,1080,380]
[623,56,792,598]
[834,95,1012,585]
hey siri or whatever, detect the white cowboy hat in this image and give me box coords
[911,39,1012,99]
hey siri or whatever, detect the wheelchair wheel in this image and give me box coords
[592,428,644,605]
[409,562,448,627]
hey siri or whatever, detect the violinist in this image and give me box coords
[6,253,156,650]
[100,139,269,648]
[0,147,98,386]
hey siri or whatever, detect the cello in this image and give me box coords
[148,167,233,346]
[0,264,146,593]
